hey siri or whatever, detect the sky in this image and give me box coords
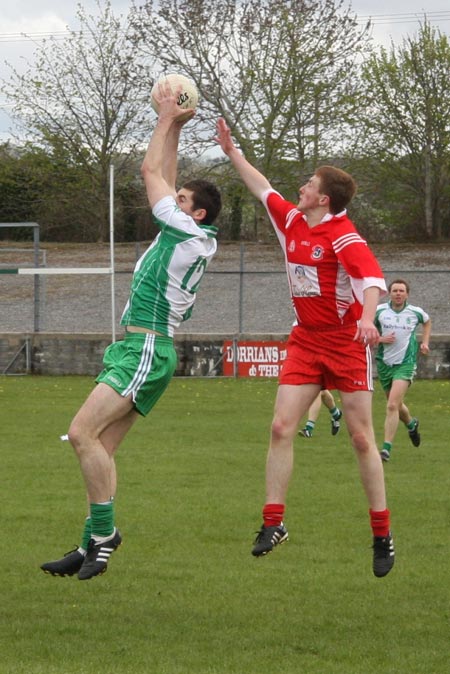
[1,0,449,141]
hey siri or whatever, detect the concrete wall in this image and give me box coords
[1,332,450,378]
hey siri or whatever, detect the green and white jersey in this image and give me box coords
[121,196,218,337]
[375,301,430,366]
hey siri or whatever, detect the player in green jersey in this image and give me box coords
[375,279,431,462]
[41,80,222,580]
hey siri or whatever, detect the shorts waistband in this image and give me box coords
[124,331,173,345]
[294,322,355,333]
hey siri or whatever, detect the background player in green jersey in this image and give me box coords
[375,279,431,462]
[41,80,222,580]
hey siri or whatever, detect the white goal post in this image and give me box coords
[0,164,117,341]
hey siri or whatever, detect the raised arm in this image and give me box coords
[141,81,194,209]
[215,118,272,201]
[162,121,183,192]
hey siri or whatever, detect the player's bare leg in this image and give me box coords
[41,386,139,578]
[341,390,394,577]
[252,384,320,557]
[69,384,139,578]
[382,379,410,459]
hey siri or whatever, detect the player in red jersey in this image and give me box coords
[215,118,394,577]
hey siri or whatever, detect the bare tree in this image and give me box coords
[1,0,153,241]
[360,22,450,240]
[132,0,371,237]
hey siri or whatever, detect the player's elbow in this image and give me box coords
[140,162,162,198]
[141,160,157,180]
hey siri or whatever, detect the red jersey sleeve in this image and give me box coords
[263,190,301,247]
[331,220,386,303]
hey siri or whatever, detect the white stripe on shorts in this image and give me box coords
[365,343,374,391]
[122,333,156,399]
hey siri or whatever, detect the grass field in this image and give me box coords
[1,376,449,674]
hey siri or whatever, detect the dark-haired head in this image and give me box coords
[182,179,222,224]
[388,279,410,294]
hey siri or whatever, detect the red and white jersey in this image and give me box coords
[263,189,386,328]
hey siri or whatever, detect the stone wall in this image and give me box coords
[1,332,450,379]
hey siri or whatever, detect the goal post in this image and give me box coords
[0,267,113,275]
[1,165,117,339]
[1,224,116,338]
[0,222,41,332]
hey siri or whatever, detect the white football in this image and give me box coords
[151,73,199,121]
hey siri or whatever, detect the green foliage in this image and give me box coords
[0,141,151,242]
[1,1,152,241]
[360,22,450,240]
[133,0,372,239]
[0,376,450,673]
[0,140,90,240]
[1,1,450,242]
[135,0,370,166]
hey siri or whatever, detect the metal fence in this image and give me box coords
[1,262,449,335]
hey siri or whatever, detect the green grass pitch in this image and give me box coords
[0,376,449,674]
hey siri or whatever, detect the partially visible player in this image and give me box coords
[375,279,431,462]
[298,389,342,438]
[41,81,222,580]
[215,117,394,578]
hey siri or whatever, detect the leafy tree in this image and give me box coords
[0,140,153,242]
[359,22,450,240]
[0,141,102,240]
[132,0,371,238]
[1,0,153,241]
[0,143,38,230]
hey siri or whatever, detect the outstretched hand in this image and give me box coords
[214,118,236,155]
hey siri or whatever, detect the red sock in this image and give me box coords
[369,508,390,538]
[263,503,285,528]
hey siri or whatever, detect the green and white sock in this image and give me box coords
[90,501,115,541]
[79,516,92,553]
[305,420,315,435]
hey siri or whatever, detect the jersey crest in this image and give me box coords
[311,245,324,261]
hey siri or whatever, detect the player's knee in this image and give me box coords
[350,431,371,455]
[386,399,400,414]
[67,419,86,453]
[271,416,294,443]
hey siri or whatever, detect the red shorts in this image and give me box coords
[279,324,373,392]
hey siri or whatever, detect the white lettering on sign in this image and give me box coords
[257,364,280,377]
[226,345,281,363]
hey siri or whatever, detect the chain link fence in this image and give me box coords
[1,242,450,335]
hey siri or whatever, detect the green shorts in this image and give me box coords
[96,332,177,416]
[376,359,417,392]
